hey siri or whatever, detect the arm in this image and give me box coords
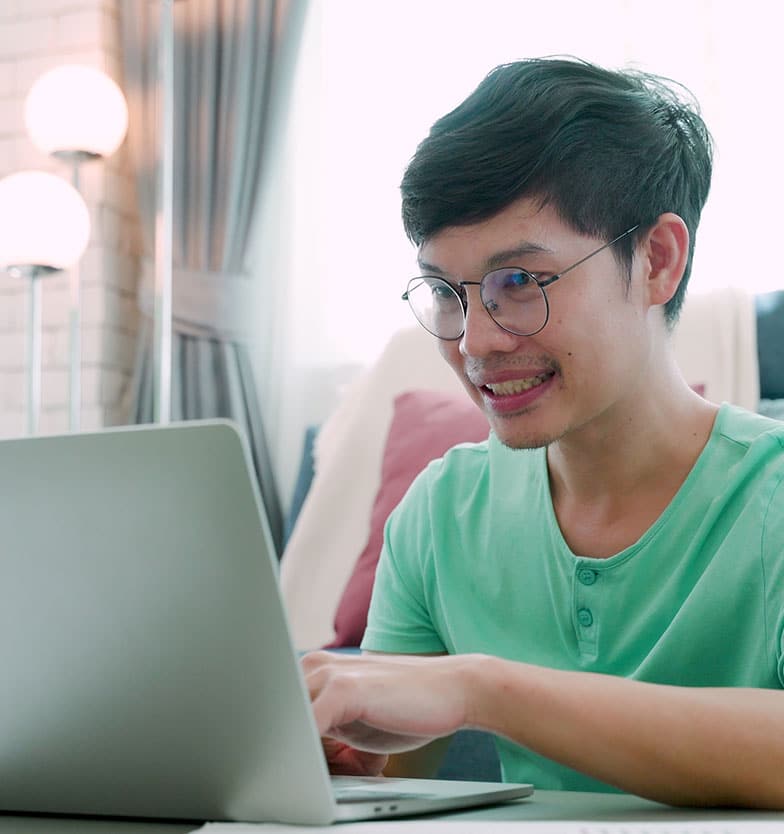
[303,650,784,808]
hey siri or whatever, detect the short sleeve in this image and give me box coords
[762,471,784,687]
[360,467,447,654]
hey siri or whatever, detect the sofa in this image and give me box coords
[280,286,784,781]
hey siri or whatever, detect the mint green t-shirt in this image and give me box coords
[361,403,784,792]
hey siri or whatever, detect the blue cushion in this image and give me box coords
[284,425,319,546]
[437,729,501,782]
[756,291,784,399]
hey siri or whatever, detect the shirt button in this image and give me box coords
[577,568,598,586]
[577,608,594,627]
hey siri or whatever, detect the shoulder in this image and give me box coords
[414,433,543,501]
[389,438,491,528]
[719,407,784,592]
[714,403,784,452]
[388,432,540,519]
[389,435,545,547]
[705,404,784,491]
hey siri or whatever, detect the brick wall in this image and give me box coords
[0,0,141,436]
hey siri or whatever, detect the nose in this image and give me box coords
[459,284,520,358]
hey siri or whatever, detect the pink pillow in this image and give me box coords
[326,389,490,648]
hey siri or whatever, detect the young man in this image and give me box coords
[303,57,784,808]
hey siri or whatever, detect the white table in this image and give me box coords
[0,791,782,832]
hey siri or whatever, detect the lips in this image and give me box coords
[476,370,556,414]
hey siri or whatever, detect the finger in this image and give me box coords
[322,738,388,777]
[301,649,341,675]
[302,656,356,731]
[310,670,360,736]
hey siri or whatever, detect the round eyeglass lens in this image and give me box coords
[480,268,547,336]
[405,277,465,339]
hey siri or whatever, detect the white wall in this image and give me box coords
[0,0,140,437]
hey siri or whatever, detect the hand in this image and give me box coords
[302,650,475,757]
[321,737,388,776]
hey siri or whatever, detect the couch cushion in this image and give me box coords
[326,389,489,648]
[280,327,467,650]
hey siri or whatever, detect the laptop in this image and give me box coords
[0,420,532,825]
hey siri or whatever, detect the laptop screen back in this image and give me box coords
[0,421,335,823]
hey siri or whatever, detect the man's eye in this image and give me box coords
[431,283,456,300]
[501,270,534,288]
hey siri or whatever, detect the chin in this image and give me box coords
[489,417,559,450]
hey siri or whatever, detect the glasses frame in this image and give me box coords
[403,224,640,341]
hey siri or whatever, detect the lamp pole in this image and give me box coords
[52,150,100,433]
[9,265,57,435]
[0,171,91,436]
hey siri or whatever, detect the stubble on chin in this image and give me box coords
[485,407,569,451]
[493,425,559,451]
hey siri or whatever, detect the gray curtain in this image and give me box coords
[120,0,309,551]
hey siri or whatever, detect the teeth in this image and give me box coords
[486,374,550,395]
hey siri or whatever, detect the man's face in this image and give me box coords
[418,198,653,449]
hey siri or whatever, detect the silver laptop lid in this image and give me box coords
[0,421,336,824]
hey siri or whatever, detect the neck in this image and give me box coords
[546,364,718,507]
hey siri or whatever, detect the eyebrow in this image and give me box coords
[418,240,556,277]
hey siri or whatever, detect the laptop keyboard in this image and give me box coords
[333,786,438,804]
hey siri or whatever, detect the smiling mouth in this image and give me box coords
[483,372,555,396]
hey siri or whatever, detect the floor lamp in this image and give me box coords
[24,65,129,432]
[0,171,90,435]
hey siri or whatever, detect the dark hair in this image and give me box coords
[400,57,713,324]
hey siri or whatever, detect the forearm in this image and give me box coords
[465,655,784,808]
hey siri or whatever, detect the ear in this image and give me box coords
[640,213,689,308]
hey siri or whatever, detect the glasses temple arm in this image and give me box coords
[547,224,641,283]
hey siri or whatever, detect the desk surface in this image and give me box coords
[447,789,784,822]
[0,791,782,832]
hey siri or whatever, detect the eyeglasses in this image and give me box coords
[402,225,640,341]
